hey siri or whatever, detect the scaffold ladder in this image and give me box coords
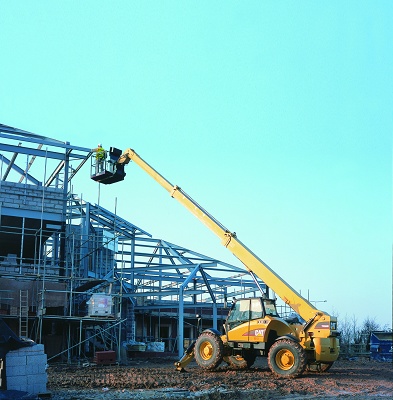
[19,290,29,338]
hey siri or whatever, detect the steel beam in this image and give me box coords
[177,266,201,357]
[0,124,91,152]
[0,205,63,221]
[0,142,87,161]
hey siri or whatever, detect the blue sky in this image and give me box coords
[1,1,392,327]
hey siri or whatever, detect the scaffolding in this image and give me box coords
[0,123,266,364]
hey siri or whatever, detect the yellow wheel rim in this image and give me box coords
[199,341,213,360]
[275,349,295,370]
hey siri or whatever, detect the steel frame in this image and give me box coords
[0,123,265,361]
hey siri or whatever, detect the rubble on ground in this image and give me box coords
[45,358,393,399]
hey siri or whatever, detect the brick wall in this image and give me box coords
[0,181,65,215]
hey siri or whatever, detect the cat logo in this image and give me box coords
[244,329,266,337]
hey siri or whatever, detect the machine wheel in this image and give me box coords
[307,362,333,373]
[226,350,257,369]
[268,339,307,377]
[194,331,224,370]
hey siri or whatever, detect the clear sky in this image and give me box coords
[1,1,392,328]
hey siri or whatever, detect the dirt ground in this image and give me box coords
[45,356,393,400]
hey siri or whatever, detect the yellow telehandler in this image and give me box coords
[91,148,340,377]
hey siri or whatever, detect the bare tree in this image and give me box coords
[351,314,360,344]
[339,314,353,347]
[356,316,380,346]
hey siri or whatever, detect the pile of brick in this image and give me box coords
[94,350,116,365]
[5,343,47,395]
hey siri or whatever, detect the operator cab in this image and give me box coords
[90,147,126,184]
[226,297,279,330]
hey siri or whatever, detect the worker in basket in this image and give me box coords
[92,143,107,173]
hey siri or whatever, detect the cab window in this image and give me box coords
[264,300,279,317]
[250,298,263,320]
[227,300,250,323]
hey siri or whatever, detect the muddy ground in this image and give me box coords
[46,357,392,399]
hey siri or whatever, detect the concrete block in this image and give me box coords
[26,354,48,371]
[6,354,27,367]
[3,194,18,199]
[24,344,45,353]
[5,365,26,377]
[25,362,46,374]
[6,375,27,390]
[27,374,47,385]
[6,344,48,394]
[3,202,19,208]
[6,383,22,391]
[26,354,47,368]
[11,188,22,194]
[46,193,61,199]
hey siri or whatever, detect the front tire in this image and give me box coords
[194,331,224,370]
[268,339,307,377]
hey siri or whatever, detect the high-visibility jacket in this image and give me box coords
[94,147,106,160]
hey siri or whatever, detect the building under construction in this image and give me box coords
[0,123,265,364]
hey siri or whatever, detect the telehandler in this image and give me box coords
[91,148,340,377]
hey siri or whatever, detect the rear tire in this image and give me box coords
[194,331,224,370]
[268,339,307,377]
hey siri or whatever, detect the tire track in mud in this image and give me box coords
[47,359,393,399]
